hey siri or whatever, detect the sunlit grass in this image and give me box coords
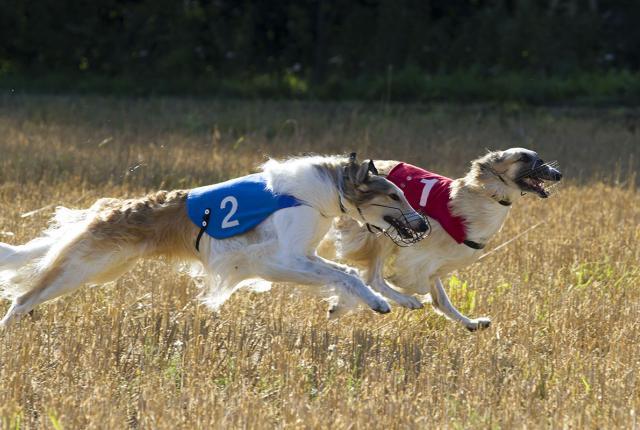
[0,96,638,428]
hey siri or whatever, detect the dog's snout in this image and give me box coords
[416,219,429,233]
[546,167,562,181]
[538,164,563,182]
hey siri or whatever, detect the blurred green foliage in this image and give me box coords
[1,0,639,103]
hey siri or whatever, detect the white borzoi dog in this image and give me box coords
[322,148,562,330]
[0,154,429,326]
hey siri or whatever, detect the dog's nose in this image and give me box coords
[554,171,563,181]
[416,219,429,233]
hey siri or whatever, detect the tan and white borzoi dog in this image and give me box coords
[322,148,562,330]
[0,154,429,326]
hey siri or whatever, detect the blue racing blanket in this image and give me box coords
[187,173,301,240]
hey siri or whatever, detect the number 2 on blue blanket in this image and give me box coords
[220,196,240,228]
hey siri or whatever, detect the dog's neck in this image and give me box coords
[449,170,521,244]
[262,156,348,218]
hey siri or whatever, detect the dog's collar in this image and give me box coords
[463,239,485,250]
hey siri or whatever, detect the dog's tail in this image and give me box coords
[0,239,53,271]
[0,205,98,300]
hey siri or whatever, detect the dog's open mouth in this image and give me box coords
[518,176,549,198]
[516,161,562,198]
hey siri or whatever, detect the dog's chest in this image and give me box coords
[187,173,300,239]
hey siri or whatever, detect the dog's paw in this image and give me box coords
[0,315,16,329]
[327,303,349,320]
[465,317,491,332]
[393,294,424,310]
[371,298,391,314]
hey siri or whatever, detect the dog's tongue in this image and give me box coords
[534,179,544,191]
[528,177,545,193]
[534,179,550,197]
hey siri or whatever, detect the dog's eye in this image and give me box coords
[389,193,401,201]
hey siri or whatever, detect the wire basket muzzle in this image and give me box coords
[382,210,431,247]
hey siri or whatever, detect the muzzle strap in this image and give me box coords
[195,208,211,252]
[356,207,386,236]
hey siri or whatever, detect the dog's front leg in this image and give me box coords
[306,254,409,317]
[266,206,391,316]
[367,256,423,310]
[261,255,391,315]
[430,278,491,331]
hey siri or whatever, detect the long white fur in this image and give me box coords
[262,155,345,217]
[0,206,98,299]
[194,156,391,311]
[0,155,423,326]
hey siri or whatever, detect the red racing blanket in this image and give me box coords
[387,162,467,244]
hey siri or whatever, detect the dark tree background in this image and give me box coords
[1,0,639,100]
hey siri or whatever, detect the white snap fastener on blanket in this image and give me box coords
[202,221,207,227]
[204,209,210,215]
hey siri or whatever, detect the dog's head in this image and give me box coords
[342,153,429,245]
[473,148,563,199]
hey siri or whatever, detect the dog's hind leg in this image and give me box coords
[430,277,491,331]
[0,245,139,327]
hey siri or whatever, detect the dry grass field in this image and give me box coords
[0,95,639,429]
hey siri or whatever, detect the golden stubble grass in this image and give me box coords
[0,95,639,429]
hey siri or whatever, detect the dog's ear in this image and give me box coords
[355,160,373,184]
[367,159,378,176]
[475,150,506,172]
[349,152,357,165]
[344,152,359,182]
